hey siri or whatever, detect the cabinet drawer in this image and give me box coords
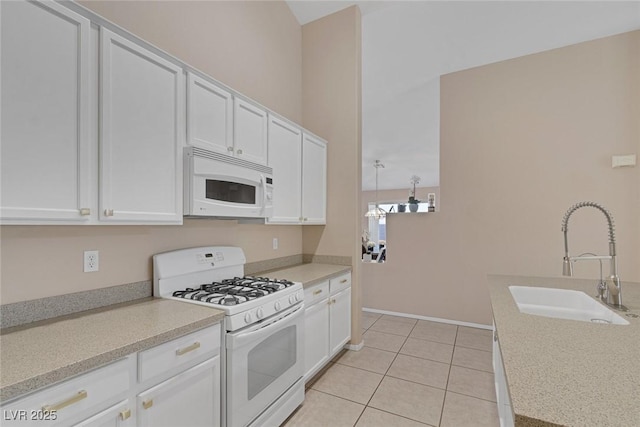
[304,281,329,306]
[1,357,132,427]
[138,325,221,384]
[329,272,351,294]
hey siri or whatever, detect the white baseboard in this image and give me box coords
[362,307,492,330]
[345,341,364,351]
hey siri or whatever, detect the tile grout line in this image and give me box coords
[438,325,459,427]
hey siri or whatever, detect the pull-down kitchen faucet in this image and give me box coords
[561,201,623,308]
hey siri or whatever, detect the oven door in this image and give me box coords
[225,303,304,427]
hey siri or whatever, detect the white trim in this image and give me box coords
[345,341,364,351]
[363,307,492,330]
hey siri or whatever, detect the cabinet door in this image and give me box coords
[301,133,327,224]
[73,400,133,427]
[0,0,91,223]
[233,98,267,165]
[137,357,220,427]
[100,28,183,223]
[186,73,233,154]
[304,299,330,381]
[329,288,351,355]
[267,116,302,224]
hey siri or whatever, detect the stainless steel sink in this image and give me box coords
[509,286,629,325]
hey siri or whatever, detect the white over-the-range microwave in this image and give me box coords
[184,147,274,219]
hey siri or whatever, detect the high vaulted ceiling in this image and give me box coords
[287,1,640,191]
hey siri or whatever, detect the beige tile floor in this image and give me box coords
[283,312,499,427]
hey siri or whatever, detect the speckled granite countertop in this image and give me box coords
[259,263,351,288]
[488,275,640,427]
[0,298,224,402]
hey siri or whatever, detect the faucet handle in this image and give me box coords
[596,281,606,300]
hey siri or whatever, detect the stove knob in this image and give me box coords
[244,312,253,324]
[289,295,295,305]
[295,292,301,302]
[256,308,264,319]
[274,301,281,311]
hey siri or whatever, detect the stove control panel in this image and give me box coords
[228,286,303,330]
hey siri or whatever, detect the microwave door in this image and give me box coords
[185,148,273,218]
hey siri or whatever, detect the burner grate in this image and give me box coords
[172,276,295,305]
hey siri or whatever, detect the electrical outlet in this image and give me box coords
[272,238,278,250]
[84,250,99,272]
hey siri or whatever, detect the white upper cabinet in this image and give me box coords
[267,127,327,225]
[267,116,302,224]
[301,133,327,224]
[233,97,268,165]
[99,29,184,223]
[186,73,233,154]
[0,0,91,223]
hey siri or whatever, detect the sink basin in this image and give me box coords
[509,286,629,325]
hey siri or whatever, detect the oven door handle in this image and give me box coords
[227,303,304,350]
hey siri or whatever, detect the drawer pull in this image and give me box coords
[340,279,348,284]
[176,341,201,356]
[142,399,153,410]
[313,289,323,296]
[120,409,131,420]
[79,208,91,216]
[42,390,87,412]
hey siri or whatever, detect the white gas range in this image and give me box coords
[153,246,304,427]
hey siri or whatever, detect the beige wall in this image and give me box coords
[363,31,640,326]
[0,1,304,304]
[301,7,363,343]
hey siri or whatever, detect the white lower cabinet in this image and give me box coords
[303,272,352,381]
[0,357,134,427]
[493,328,514,427]
[137,357,220,427]
[73,400,133,427]
[329,288,351,355]
[304,282,329,380]
[0,324,222,427]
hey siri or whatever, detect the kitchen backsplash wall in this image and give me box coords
[0,1,305,305]
[363,30,640,326]
[0,221,303,304]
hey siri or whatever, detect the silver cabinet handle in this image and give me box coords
[313,289,323,296]
[176,341,201,356]
[120,409,131,420]
[79,208,91,216]
[104,209,114,217]
[142,399,153,410]
[42,390,87,412]
[340,279,348,284]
